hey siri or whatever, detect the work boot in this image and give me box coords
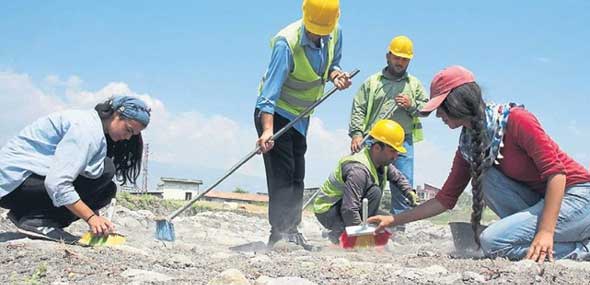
[287,232,317,251]
[13,215,79,244]
[267,231,285,248]
[327,230,342,245]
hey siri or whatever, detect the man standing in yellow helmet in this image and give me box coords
[254,0,352,250]
[313,120,414,244]
[349,35,428,220]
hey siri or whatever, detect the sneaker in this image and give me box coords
[6,210,20,226]
[15,217,79,244]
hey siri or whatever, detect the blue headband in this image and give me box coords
[110,95,151,126]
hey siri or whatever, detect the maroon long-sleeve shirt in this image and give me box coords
[436,108,590,209]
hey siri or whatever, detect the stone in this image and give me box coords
[268,277,316,285]
[208,268,250,285]
[121,269,173,282]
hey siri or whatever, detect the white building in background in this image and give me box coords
[157,177,203,200]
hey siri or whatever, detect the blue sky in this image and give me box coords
[1,1,589,193]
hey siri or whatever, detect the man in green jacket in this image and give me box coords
[314,120,416,244]
[348,35,427,219]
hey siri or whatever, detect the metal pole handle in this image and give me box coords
[167,69,360,220]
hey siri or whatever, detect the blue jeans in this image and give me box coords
[479,167,590,260]
[390,134,414,214]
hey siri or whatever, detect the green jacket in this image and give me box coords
[349,68,428,142]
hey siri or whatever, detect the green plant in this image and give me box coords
[232,187,248,194]
[24,262,47,285]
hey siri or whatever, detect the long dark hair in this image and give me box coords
[440,82,487,247]
[95,100,143,186]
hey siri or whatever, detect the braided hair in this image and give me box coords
[440,82,487,247]
[95,100,143,186]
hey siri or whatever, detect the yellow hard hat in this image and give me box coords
[302,0,340,36]
[368,119,407,153]
[388,35,414,59]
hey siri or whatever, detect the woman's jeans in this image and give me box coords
[390,134,414,215]
[480,167,590,260]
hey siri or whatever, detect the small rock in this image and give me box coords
[211,252,236,259]
[171,254,193,266]
[511,259,538,271]
[423,265,448,275]
[462,271,486,283]
[208,268,250,285]
[121,269,173,282]
[330,257,351,271]
[268,277,316,285]
[254,275,274,285]
[555,260,590,272]
[250,254,272,265]
[437,273,462,284]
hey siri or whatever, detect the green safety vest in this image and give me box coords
[313,148,386,214]
[363,75,424,143]
[259,20,338,117]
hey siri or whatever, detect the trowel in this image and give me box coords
[78,198,126,246]
[345,198,377,237]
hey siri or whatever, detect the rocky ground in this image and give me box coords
[1,203,590,284]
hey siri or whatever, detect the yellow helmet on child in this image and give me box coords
[368,119,407,153]
[302,0,340,36]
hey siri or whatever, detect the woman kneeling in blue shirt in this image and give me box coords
[0,95,150,243]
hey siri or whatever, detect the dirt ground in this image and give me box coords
[1,203,590,284]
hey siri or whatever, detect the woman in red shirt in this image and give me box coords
[368,66,590,263]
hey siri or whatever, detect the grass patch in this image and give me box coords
[427,207,498,225]
[426,192,499,225]
[116,192,268,217]
[23,262,47,285]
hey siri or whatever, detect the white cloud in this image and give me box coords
[0,69,460,191]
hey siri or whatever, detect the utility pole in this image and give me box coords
[142,143,149,193]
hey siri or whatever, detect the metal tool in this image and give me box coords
[155,69,361,241]
[344,198,377,237]
[78,198,126,246]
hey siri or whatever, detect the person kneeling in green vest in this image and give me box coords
[313,119,417,244]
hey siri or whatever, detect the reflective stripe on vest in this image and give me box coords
[313,148,386,214]
[261,19,337,117]
[362,73,425,143]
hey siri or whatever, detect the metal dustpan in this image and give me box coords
[78,198,126,246]
[449,221,487,253]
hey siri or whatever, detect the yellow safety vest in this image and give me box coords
[313,148,386,214]
[260,20,338,117]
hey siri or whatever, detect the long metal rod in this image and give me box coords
[166,69,360,220]
[301,188,321,210]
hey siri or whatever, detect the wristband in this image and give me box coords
[84,213,96,222]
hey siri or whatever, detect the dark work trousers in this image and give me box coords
[254,109,307,234]
[315,185,382,235]
[0,158,117,228]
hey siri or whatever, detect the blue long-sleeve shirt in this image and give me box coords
[0,110,107,207]
[255,24,343,136]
